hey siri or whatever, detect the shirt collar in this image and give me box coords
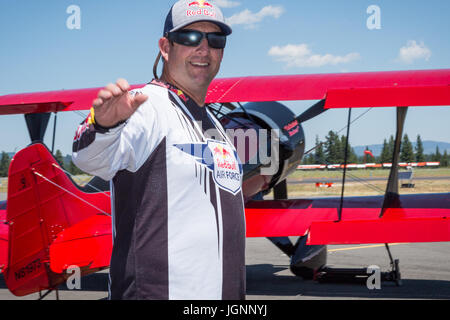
[150,79,189,103]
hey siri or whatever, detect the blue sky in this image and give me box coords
[0,0,449,156]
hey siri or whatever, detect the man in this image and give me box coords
[72,0,246,300]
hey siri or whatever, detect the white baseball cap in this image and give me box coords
[163,0,232,36]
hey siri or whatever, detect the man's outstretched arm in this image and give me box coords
[72,79,159,181]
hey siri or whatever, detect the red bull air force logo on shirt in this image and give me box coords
[174,140,243,195]
[186,1,216,18]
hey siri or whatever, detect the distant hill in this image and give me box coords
[353,141,450,157]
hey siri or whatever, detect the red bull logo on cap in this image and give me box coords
[186,0,216,18]
[188,0,213,8]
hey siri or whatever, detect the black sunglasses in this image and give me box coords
[166,29,227,49]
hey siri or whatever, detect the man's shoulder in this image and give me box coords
[127,84,174,124]
[130,83,174,115]
[130,83,169,100]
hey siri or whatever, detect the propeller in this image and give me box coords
[295,99,327,123]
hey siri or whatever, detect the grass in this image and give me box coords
[273,167,450,198]
[0,178,6,193]
[289,167,450,180]
[281,178,450,198]
[0,175,94,193]
[71,175,94,186]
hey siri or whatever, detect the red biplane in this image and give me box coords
[0,69,449,298]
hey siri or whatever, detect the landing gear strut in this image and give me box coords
[314,244,402,286]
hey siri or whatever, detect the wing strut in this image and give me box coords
[273,180,288,200]
[337,108,352,222]
[51,112,57,154]
[379,106,409,218]
[267,180,296,257]
[24,113,51,144]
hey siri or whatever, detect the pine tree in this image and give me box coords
[400,134,414,163]
[388,135,395,161]
[432,146,442,162]
[324,131,335,164]
[341,136,357,163]
[0,152,11,177]
[348,147,358,164]
[339,135,348,164]
[386,134,395,163]
[325,131,340,164]
[442,150,449,167]
[415,135,425,162]
[54,150,65,169]
[314,136,326,164]
[380,139,391,163]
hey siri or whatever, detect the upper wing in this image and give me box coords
[0,84,145,115]
[1,69,449,115]
[245,193,450,245]
[205,69,450,104]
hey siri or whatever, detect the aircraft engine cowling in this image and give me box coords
[220,101,305,200]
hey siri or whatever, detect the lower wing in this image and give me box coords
[245,194,450,244]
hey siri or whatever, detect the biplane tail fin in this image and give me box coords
[0,201,7,273]
[3,143,112,296]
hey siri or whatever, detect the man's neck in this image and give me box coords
[160,74,206,107]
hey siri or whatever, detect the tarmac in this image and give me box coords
[0,237,449,300]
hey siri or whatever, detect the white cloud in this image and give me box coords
[397,40,431,64]
[268,44,360,68]
[214,0,241,8]
[226,5,284,28]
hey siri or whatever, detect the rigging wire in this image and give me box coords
[33,170,111,217]
[206,104,253,129]
[52,163,111,198]
[301,107,386,194]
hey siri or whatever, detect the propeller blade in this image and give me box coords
[295,99,326,123]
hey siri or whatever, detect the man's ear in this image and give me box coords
[158,37,170,62]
